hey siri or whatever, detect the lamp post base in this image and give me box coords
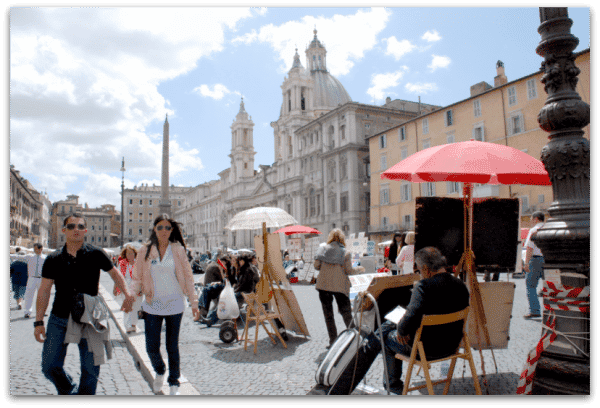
[530,353,590,395]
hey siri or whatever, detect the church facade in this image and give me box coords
[174,30,438,252]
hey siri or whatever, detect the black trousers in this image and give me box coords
[318,289,352,344]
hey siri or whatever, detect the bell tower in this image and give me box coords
[229,98,256,182]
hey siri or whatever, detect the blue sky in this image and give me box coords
[7,3,591,208]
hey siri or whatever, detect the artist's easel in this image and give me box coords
[455,183,498,392]
[255,222,309,338]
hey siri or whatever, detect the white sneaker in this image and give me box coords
[169,385,180,395]
[153,374,165,393]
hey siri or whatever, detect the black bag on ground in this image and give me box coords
[315,328,362,387]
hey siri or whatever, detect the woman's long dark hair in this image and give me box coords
[144,214,187,260]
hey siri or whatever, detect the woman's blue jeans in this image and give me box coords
[144,312,183,386]
[526,256,545,315]
[41,314,100,395]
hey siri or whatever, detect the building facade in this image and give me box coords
[367,49,590,242]
[10,165,44,247]
[49,195,122,249]
[174,30,438,252]
[122,184,191,245]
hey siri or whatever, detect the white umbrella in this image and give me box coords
[224,207,298,231]
[378,240,393,247]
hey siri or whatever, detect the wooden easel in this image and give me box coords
[455,183,497,390]
[241,292,287,354]
[253,222,309,341]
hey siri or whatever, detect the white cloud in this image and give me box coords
[9,8,253,206]
[193,84,241,100]
[233,8,392,76]
[384,37,416,60]
[367,68,408,101]
[405,82,439,95]
[422,30,441,42]
[428,54,451,72]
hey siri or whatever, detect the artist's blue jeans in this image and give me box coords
[526,256,544,315]
[144,312,183,386]
[203,292,245,326]
[198,282,224,310]
[41,314,100,395]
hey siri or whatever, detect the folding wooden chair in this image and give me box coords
[395,307,481,395]
[241,292,287,354]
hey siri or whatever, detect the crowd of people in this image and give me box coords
[12,212,542,396]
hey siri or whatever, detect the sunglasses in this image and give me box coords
[65,223,86,231]
[156,225,172,231]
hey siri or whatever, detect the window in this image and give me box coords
[139,212,142,218]
[340,193,349,212]
[527,78,538,100]
[400,146,408,161]
[444,110,454,126]
[447,133,455,144]
[401,182,411,202]
[404,214,412,228]
[329,195,336,213]
[508,86,517,106]
[380,185,390,205]
[423,139,431,150]
[139,228,143,235]
[309,189,316,217]
[91,225,95,230]
[399,126,406,141]
[447,181,460,194]
[509,113,524,135]
[422,118,429,135]
[149,213,153,220]
[178,201,181,206]
[340,125,346,140]
[379,134,387,149]
[380,155,387,171]
[424,182,436,197]
[520,196,530,213]
[139,199,143,205]
[149,199,152,206]
[128,228,132,235]
[473,124,485,141]
[538,194,545,203]
[382,217,389,227]
[473,100,482,118]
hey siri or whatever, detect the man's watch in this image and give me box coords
[33,320,44,328]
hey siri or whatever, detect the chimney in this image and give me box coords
[494,60,508,87]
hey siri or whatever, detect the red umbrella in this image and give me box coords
[273,225,322,236]
[382,139,551,185]
[381,139,551,355]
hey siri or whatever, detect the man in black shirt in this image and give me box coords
[34,213,135,395]
[363,246,470,394]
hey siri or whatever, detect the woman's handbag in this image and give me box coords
[217,280,240,320]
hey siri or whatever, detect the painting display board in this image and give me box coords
[287,238,302,261]
[415,197,519,270]
[348,273,386,302]
[254,233,291,290]
[346,237,368,256]
[272,288,310,336]
[300,237,323,282]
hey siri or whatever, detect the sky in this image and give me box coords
[6,2,592,209]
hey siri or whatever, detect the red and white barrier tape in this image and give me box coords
[541,281,589,299]
[516,315,558,395]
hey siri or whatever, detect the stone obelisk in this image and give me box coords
[159,114,171,217]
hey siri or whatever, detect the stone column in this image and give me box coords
[531,7,589,395]
[159,115,172,217]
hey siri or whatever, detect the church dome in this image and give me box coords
[311,70,351,108]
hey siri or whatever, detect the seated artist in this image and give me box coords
[361,246,470,394]
[194,255,235,322]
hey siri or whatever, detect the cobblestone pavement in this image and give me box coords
[9,271,547,396]
[8,285,154,396]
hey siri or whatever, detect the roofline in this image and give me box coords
[367,48,590,141]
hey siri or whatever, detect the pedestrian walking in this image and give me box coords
[22,243,46,318]
[10,248,28,310]
[113,245,143,333]
[523,211,545,319]
[396,231,415,275]
[33,212,135,395]
[132,214,200,395]
[313,228,359,347]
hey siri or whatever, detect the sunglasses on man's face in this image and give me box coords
[156,225,172,231]
[65,223,86,231]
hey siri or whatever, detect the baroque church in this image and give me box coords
[174,30,439,252]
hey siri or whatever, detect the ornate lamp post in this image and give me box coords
[120,157,126,248]
[532,7,590,394]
